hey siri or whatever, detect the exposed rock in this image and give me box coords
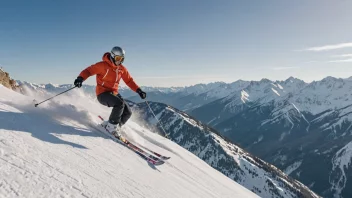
[0,67,19,91]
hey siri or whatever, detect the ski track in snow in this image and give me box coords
[0,85,258,198]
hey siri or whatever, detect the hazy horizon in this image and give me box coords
[13,74,352,88]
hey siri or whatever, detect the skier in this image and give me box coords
[73,46,147,136]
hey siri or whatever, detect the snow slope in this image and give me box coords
[0,85,258,198]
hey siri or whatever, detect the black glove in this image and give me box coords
[136,88,147,99]
[74,76,84,88]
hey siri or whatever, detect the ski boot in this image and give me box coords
[105,122,122,139]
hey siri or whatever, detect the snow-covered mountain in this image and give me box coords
[131,101,320,198]
[0,84,258,198]
[126,81,251,111]
[16,80,243,111]
[190,77,307,125]
[16,81,186,105]
[189,76,352,198]
[15,76,352,197]
[1,82,322,198]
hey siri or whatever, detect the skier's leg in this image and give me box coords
[120,98,132,126]
[97,92,125,124]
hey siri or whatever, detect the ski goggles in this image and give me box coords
[113,55,124,62]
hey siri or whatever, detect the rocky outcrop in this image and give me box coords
[0,67,18,90]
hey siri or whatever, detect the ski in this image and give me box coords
[97,115,170,160]
[117,135,163,164]
[91,122,164,166]
[138,145,171,161]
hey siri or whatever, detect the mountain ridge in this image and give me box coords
[131,101,320,198]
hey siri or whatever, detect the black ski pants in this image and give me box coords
[97,92,132,126]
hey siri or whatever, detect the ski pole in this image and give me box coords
[34,86,77,107]
[144,100,170,138]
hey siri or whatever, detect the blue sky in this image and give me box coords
[1,0,352,87]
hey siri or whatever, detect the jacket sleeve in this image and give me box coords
[121,67,139,92]
[78,62,103,81]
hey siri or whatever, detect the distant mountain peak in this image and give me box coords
[259,78,272,83]
[321,76,338,81]
[345,76,352,81]
[283,76,305,84]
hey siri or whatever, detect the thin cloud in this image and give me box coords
[304,42,352,51]
[271,67,299,70]
[331,54,352,58]
[302,61,320,64]
[329,59,352,63]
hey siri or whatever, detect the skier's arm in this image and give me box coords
[121,67,139,92]
[78,63,103,80]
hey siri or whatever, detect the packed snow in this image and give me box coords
[0,85,258,198]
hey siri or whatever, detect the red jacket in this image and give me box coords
[79,53,139,96]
